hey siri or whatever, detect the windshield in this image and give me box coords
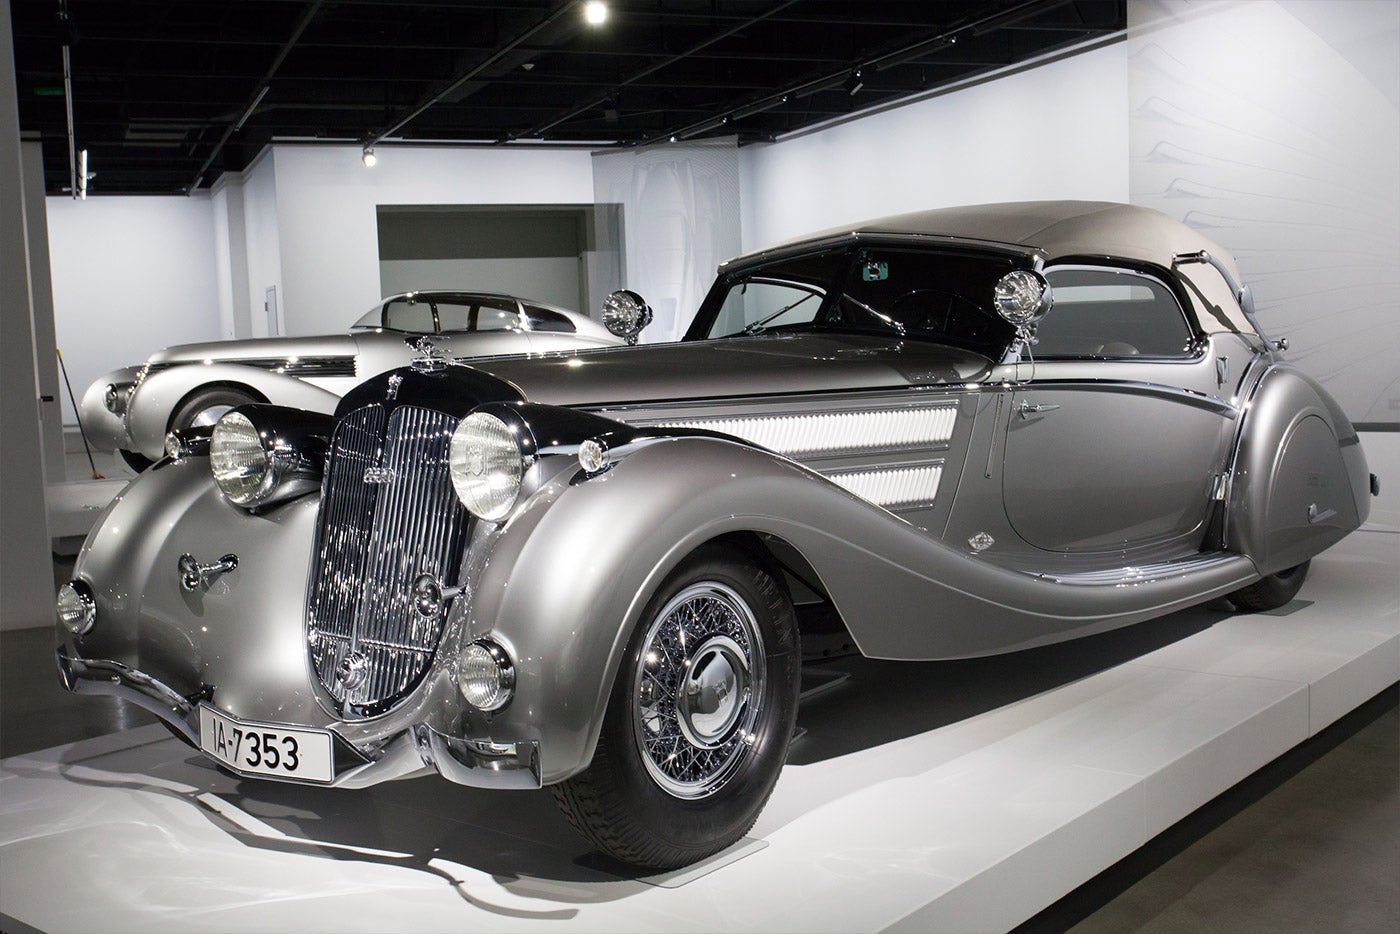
[687,245,1021,360]
[350,294,523,334]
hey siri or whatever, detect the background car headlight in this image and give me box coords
[56,581,96,636]
[449,412,524,520]
[210,411,271,505]
[458,640,515,711]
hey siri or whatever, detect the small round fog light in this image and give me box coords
[56,581,96,636]
[458,640,515,711]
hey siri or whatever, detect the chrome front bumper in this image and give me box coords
[55,645,542,790]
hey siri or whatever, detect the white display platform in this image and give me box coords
[2,531,1395,933]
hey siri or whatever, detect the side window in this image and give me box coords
[382,300,435,334]
[523,305,577,333]
[474,298,522,332]
[1036,268,1194,358]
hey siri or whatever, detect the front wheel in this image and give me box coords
[169,385,259,434]
[1230,560,1311,612]
[552,544,800,870]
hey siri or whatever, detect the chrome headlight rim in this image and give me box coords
[209,406,331,510]
[56,580,97,636]
[457,639,516,712]
[210,410,274,506]
[448,409,535,522]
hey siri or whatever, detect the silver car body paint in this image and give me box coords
[59,202,1372,789]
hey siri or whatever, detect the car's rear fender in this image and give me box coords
[465,436,1260,784]
[1225,363,1369,573]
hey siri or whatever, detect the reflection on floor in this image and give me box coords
[1,532,1395,932]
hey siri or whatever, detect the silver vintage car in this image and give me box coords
[56,202,1376,870]
[79,290,623,469]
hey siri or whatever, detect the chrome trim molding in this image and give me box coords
[652,403,957,458]
[1034,553,1242,586]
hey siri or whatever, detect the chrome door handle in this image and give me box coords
[1015,400,1061,418]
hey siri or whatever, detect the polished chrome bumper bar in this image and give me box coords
[56,645,542,790]
[413,723,543,789]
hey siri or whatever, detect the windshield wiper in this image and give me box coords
[739,292,818,335]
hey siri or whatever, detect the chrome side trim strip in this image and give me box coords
[1021,379,1239,418]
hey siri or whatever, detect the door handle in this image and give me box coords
[1015,400,1060,418]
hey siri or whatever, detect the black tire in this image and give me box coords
[168,386,259,434]
[1230,560,1311,612]
[118,449,153,472]
[552,544,800,871]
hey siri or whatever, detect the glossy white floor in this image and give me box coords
[1,525,1395,934]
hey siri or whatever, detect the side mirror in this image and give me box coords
[602,290,653,345]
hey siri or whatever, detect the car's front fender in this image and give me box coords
[463,435,1260,784]
[78,366,142,453]
[126,364,343,459]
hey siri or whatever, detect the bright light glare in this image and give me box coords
[362,147,377,168]
[583,1,608,26]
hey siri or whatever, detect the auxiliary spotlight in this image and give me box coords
[583,1,608,26]
[362,146,378,168]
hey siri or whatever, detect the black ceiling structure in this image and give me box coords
[10,0,1126,196]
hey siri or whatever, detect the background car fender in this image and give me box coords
[77,365,142,452]
[127,363,342,459]
[466,435,1263,784]
[1226,363,1370,574]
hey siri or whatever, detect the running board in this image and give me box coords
[1031,552,1246,587]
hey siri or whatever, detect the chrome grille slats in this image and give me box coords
[305,404,468,717]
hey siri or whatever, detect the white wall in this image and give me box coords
[270,145,596,336]
[45,196,222,424]
[1128,0,1400,423]
[739,41,1132,251]
[242,151,283,337]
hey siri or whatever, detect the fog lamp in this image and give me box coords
[56,580,96,636]
[458,640,515,711]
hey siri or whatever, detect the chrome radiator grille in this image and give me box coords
[305,404,469,717]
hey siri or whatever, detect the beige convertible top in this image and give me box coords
[725,201,1252,335]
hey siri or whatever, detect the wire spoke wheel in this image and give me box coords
[633,582,765,799]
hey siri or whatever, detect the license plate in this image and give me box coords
[198,704,335,784]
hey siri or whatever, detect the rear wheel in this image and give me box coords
[552,544,800,871]
[1230,560,1311,612]
[169,386,259,434]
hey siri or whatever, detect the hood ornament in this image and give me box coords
[410,337,448,373]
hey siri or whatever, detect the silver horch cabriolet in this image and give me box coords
[56,202,1377,870]
[79,290,624,469]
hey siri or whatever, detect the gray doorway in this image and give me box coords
[376,204,623,318]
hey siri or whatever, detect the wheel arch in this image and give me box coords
[165,381,269,433]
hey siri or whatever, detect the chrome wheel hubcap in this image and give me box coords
[633,582,764,799]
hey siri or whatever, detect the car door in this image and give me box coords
[1000,265,1236,555]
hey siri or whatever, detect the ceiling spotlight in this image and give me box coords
[845,68,865,96]
[362,146,377,168]
[583,1,608,25]
[669,135,677,143]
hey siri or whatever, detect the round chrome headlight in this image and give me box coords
[449,412,524,521]
[210,411,271,505]
[56,580,96,636]
[458,640,515,711]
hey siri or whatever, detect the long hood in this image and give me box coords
[148,333,358,365]
[467,334,994,407]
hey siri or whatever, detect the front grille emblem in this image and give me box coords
[363,466,396,484]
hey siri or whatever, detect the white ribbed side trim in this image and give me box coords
[828,463,943,508]
[658,405,956,457]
